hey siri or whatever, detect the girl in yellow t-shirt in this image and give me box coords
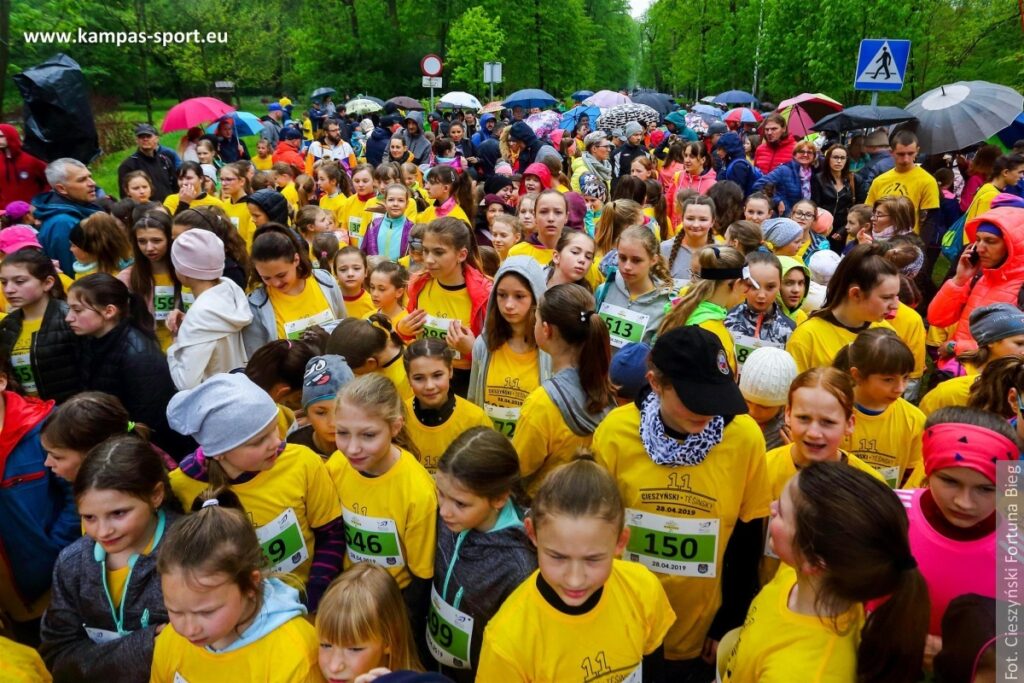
[333,247,374,319]
[317,161,350,232]
[338,164,377,246]
[468,256,550,439]
[316,563,424,681]
[219,162,255,249]
[327,315,411,401]
[331,373,437,624]
[367,260,409,329]
[477,457,675,682]
[152,488,323,683]
[162,162,227,215]
[118,211,180,352]
[658,244,750,373]
[402,339,492,473]
[418,164,473,227]
[722,461,930,683]
[834,329,925,488]
[786,243,901,373]
[40,438,172,681]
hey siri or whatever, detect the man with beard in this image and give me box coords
[307,121,356,174]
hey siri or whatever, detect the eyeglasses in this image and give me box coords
[830,155,847,161]
[792,210,815,219]
[795,150,815,156]
[872,212,890,219]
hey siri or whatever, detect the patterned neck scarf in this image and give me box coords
[639,391,725,467]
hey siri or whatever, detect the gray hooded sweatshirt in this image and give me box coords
[468,256,553,411]
[595,271,674,352]
[242,268,346,356]
[394,111,433,166]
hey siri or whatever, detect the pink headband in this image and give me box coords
[922,423,1018,482]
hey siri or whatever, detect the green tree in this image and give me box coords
[446,6,505,94]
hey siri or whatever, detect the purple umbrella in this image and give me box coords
[584,90,632,108]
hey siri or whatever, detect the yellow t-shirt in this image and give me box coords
[722,565,862,683]
[508,241,604,290]
[786,316,893,373]
[267,279,335,340]
[865,166,940,233]
[926,322,955,348]
[10,317,42,396]
[484,344,540,438]
[591,405,772,660]
[842,399,925,488]
[277,404,296,440]
[328,447,436,589]
[416,279,473,370]
[152,272,177,353]
[281,182,300,216]
[513,385,596,498]
[918,374,977,417]
[477,562,676,683]
[342,289,375,320]
[417,201,470,228]
[162,192,226,216]
[253,154,274,172]
[150,604,324,683]
[379,353,413,401]
[168,443,340,586]
[403,396,493,473]
[222,198,255,250]
[889,303,926,379]
[0,636,52,683]
[338,194,375,246]
[106,532,156,609]
[697,318,737,374]
[319,192,348,230]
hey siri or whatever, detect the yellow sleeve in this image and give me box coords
[512,388,554,478]
[478,621,530,682]
[736,417,772,522]
[640,569,677,654]
[168,469,206,512]
[163,194,179,214]
[785,324,814,373]
[865,177,879,207]
[0,636,51,683]
[301,448,343,528]
[403,470,438,580]
[905,404,926,485]
[591,409,620,479]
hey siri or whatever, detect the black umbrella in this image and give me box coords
[630,92,674,116]
[386,96,424,111]
[311,87,336,100]
[596,103,661,131]
[813,105,916,133]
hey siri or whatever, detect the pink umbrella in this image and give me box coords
[162,97,236,133]
[775,93,842,137]
[525,110,562,139]
[724,107,763,125]
[583,90,632,108]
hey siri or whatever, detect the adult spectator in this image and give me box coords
[866,130,940,236]
[364,117,393,167]
[0,124,48,206]
[571,131,613,196]
[613,122,648,190]
[928,203,1024,357]
[705,121,728,172]
[652,111,698,162]
[212,116,249,163]
[463,111,479,140]
[507,121,560,176]
[393,111,432,166]
[811,144,855,252]
[116,124,178,202]
[261,103,285,147]
[753,139,820,215]
[753,113,797,174]
[854,129,894,197]
[32,158,102,274]
[471,113,498,147]
[272,127,306,170]
[308,121,356,173]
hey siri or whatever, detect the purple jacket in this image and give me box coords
[361,215,414,259]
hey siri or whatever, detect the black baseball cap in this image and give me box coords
[650,326,747,416]
[135,123,158,136]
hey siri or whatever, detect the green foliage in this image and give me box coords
[447,6,505,93]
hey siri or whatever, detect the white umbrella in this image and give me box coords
[438,91,482,110]
[345,98,383,115]
[906,81,1024,154]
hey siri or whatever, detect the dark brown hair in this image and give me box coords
[814,243,899,317]
[250,223,314,288]
[327,314,403,368]
[1,248,65,300]
[438,426,521,500]
[69,273,155,339]
[244,339,317,392]
[833,327,914,378]
[968,356,1024,418]
[42,392,152,452]
[531,454,624,531]
[484,270,538,351]
[129,210,178,300]
[74,435,171,506]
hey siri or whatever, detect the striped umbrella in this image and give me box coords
[724,107,763,125]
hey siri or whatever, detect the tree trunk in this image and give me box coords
[535,0,544,89]
[384,0,400,31]
[135,0,154,124]
[341,0,359,38]
[0,0,10,114]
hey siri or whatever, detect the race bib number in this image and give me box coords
[599,303,650,348]
[11,353,35,394]
[731,333,784,372]
[422,315,461,359]
[283,308,335,340]
[624,508,719,577]
[153,285,175,322]
[342,509,405,568]
[255,507,309,573]
[484,404,520,438]
[84,626,124,644]
[348,216,363,240]
[426,586,474,669]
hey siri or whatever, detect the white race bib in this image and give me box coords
[283,308,335,340]
[422,315,461,359]
[348,215,363,241]
[153,285,175,322]
[181,289,195,312]
[599,303,650,348]
[342,509,405,568]
[255,507,309,573]
[484,403,520,438]
[173,673,189,683]
[876,464,900,489]
[730,332,784,372]
[10,353,35,394]
[426,585,475,669]
[624,508,720,577]
[84,626,124,644]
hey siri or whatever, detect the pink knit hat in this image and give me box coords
[171,229,224,280]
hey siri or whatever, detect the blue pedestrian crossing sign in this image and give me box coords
[854,39,911,92]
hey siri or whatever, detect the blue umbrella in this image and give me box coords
[206,111,263,136]
[996,112,1024,149]
[571,90,595,102]
[691,103,724,122]
[713,89,759,106]
[559,105,601,131]
[503,88,558,110]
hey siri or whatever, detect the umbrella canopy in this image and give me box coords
[812,105,916,133]
[685,112,709,135]
[438,91,482,110]
[776,92,843,121]
[503,89,558,110]
[162,97,235,133]
[311,87,336,100]
[205,111,263,137]
[724,107,763,125]
[584,90,632,108]
[345,98,382,115]
[906,81,1024,154]
[714,90,759,106]
[780,104,833,138]
[995,112,1024,150]
[699,95,718,103]
[631,92,674,116]
[479,100,505,114]
[361,95,385,106]
[525,110,562,139]
[691,103,724,122]
[560,105,602,131]
[596,103,660,131]
[571,90,595,102]
[386,96,424,111]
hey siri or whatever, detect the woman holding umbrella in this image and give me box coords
[212,116,249,163]
[812,144,855,253]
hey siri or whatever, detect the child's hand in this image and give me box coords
[354,669,392,683]
[166,309,185,336]
[301,325,329,351]
[923,634,942,672]
[779,423,792,445]
[178,181,198,204]
[447,320,475,356]
[397,309,427,337]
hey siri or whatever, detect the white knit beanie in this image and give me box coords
[808,249,841,285]
[739,347,798,407]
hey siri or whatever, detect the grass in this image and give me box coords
[91,96,270,196]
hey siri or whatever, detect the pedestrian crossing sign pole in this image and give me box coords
[854,39,911,105]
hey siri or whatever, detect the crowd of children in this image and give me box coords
[0,108,1020,683]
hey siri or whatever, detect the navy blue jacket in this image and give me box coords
[753,160,812,215]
